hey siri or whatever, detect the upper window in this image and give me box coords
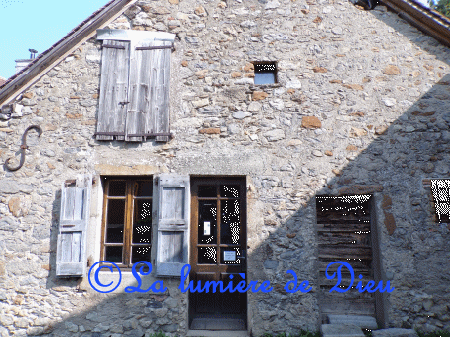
[101,178,153,268]
[254,61,277,85]
[431,180,450,223]
[95,30,174,142]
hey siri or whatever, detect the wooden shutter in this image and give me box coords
[154,174,189,276]
[96,40,130,141]
[127,40,171,142]
[56,175,92,277]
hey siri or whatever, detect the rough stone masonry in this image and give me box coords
[0,0,450,336]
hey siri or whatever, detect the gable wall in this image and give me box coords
[0,0,450,336]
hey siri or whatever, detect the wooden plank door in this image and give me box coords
[316,195,375,321]
[190,178,247,323]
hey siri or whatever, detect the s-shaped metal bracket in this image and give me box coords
[5,125,42,172]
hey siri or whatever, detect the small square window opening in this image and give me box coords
[431,179,450,223]
[254,62,277,85]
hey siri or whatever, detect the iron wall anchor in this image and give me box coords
[5,125,42,172]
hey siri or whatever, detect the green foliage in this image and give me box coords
[430,0,450,18]
[147,331,174,337]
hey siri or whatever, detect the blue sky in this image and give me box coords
[0,0,434,79]
[0,0,108,79]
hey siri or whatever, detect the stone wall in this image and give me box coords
[0,0,450,336]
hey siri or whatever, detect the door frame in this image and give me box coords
[188,176,248,329]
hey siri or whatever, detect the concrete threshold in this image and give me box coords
[321,324,366,337]
[186,330,249,337]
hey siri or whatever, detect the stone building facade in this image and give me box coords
[0,0,450,336]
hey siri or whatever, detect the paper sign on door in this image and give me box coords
[204,221,210,235]
[223,250,236,262]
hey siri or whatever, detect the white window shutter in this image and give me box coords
[56,175,92,277]
[431,180,450,222]
[154,174,189,276]
[127,40,171,142]
[96,40,130,141]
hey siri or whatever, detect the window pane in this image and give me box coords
[438,212,450,223]
[198,185,217,198]
[106,199,125,243]
[105,246,122,263]
[198,247,217,264]
[108,181,126,196]
[221,199,240,244]
[198,201,217,244]
[136,181,153,197]
[133,199,152,244]
[221,247,242,264]
[220,185,240,198]
[132,246,151,264]
[254,72,275,84]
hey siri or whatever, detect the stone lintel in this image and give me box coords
[338,185,384,195]
[94,164,167,175]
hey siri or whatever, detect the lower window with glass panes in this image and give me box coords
[101,177,153,267]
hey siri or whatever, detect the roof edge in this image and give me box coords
[0,0,136,106]
[381,0,450,47]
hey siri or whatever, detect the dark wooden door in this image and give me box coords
[316,195,375,321]
[189,178,247,325]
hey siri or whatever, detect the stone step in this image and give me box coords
[327,314,378,329]
[189,317,246,330]
[321,324,366,337]
[372,328,418,337]
[186,330,248,337]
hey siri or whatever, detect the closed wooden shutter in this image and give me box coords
[154,174,189,276]
[127,40,171,142]
[56,175,92,277]
[96,40,130,141]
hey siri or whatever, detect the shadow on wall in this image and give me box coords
[32,81,450,337]
[27,14,450,337]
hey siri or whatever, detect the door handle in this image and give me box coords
[236,249,247,273]
[237,250,246,260]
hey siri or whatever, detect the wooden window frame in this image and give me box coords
[100,177,153,269]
